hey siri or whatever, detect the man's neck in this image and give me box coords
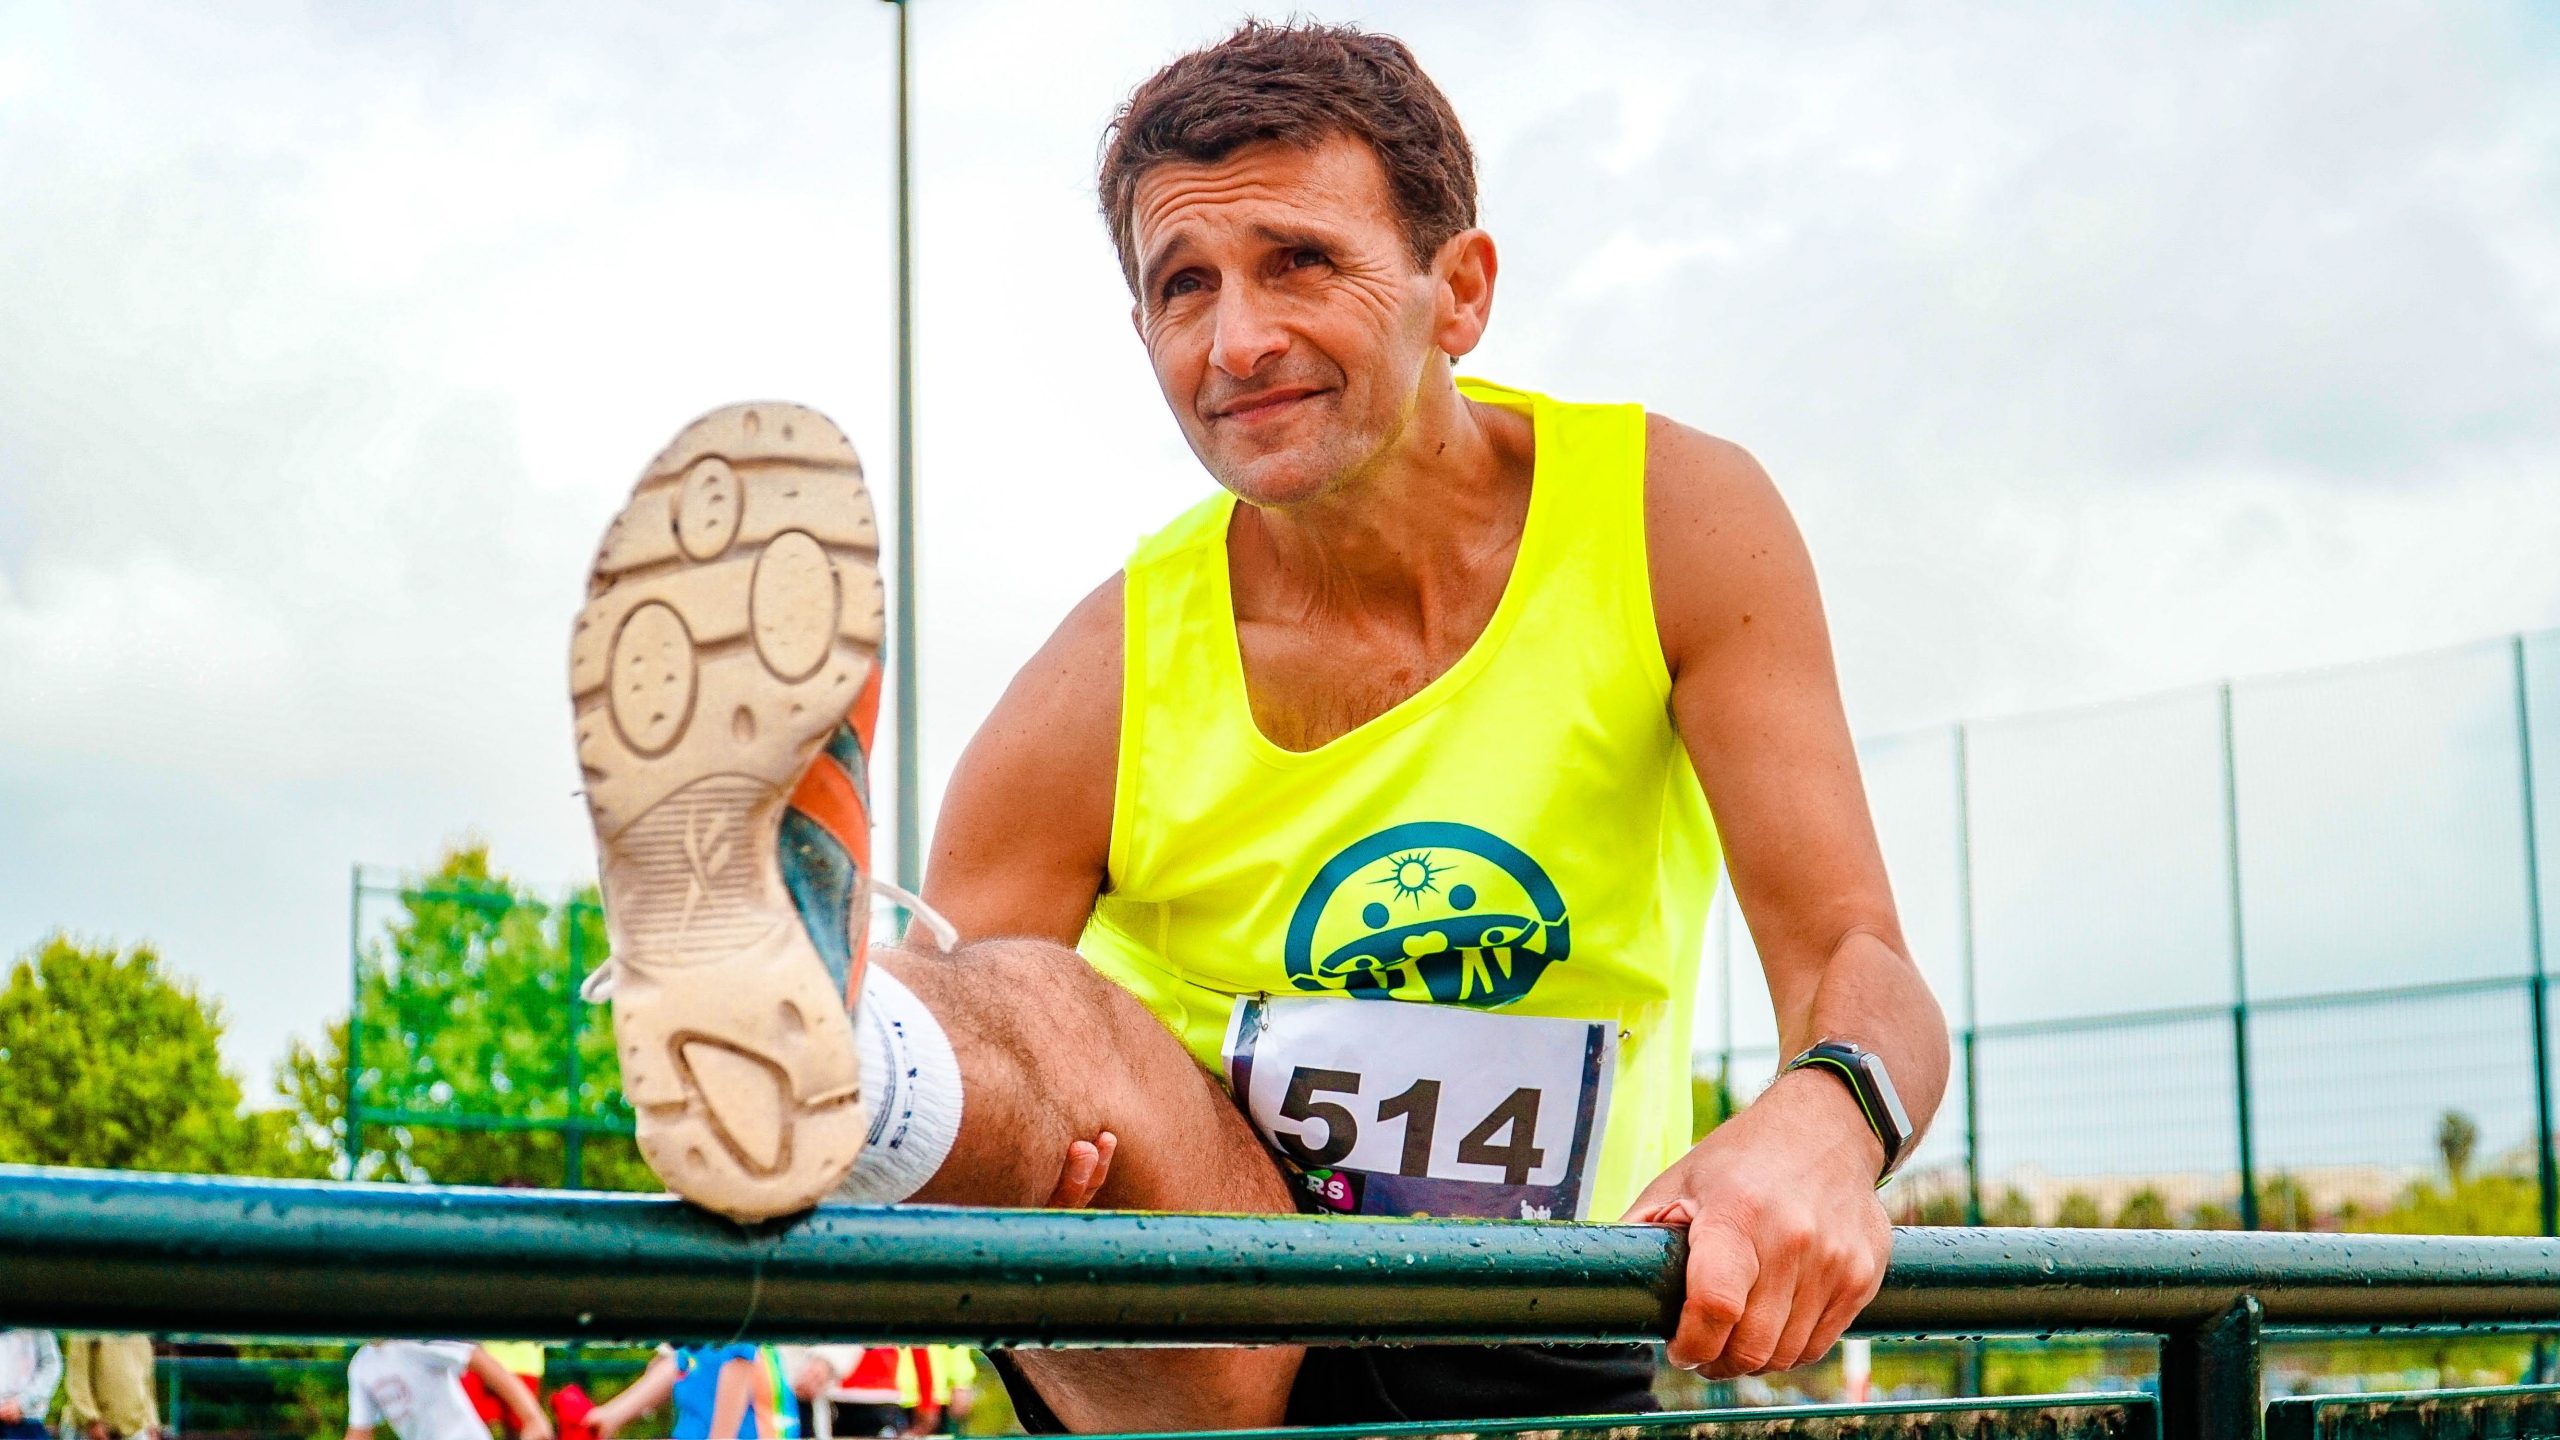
[1229,377,1535,635]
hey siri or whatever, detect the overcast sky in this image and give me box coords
[4,0,2559,1108]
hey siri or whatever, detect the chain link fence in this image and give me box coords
[1704,629,2560,1237]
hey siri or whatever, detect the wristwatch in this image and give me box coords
[1784,1040,1914,1184]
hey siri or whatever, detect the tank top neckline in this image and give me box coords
[1206,381,1554,768]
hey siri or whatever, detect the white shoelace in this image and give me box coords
[576,878,959,1004]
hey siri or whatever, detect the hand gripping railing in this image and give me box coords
[13,1166,2560,1439]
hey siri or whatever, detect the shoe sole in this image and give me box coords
[570,401,884,1220]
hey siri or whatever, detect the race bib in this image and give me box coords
[1223,994,1615,1221]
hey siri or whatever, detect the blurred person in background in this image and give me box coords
[0,1331,61,1440]
[902,1350,976,1436]
[785,1349,905,1439]
[346,1341,552,1440]
[60,1334,157,1440]
[460,1344,546,1440]
[587,1345,794,1440]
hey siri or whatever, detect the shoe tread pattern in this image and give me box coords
[569,401,882,1220]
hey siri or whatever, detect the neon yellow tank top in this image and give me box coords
[1079,378,1722,1220]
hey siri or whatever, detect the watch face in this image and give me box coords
[1854,1050,1914,1156]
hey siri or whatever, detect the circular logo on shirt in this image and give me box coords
[1283,821,1570,1007]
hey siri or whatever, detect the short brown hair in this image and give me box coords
[1098,20,1479,294]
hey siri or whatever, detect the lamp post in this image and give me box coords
[885,0,920,896]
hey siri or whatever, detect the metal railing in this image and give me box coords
[16,1167,2560,1439]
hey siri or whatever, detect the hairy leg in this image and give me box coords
[875,939,1301,1432]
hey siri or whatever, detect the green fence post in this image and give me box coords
[2158,1293,2264,1440]
[563,896,586,1190]
[2220,684,2261,1231]
[1954,722,1987,1398]
[1954,723,1983,1228]
[2518,636,2554,1385]
[2517,636,2555,1241]
[344,866,364,1182]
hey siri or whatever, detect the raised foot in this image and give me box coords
[570,401,883,1220]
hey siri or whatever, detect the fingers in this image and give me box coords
[1043,1130,1120,1208]
[1666,1217,1758,1373]
[1796,1213,1893,1368]
[1702,1224,1800,1379]
[1675,1206,1891,1378]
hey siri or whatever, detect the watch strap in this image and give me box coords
[1786,1041,1912,1186]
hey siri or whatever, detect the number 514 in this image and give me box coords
[1275,1067,1546,1185]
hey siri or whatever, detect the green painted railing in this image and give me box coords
[15,1166,2560,1438]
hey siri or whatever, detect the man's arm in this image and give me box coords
[917,573,1125,1205]
[1631,416,1952,1378]
[464,1347,552,1440]
[584,1354,678,1440]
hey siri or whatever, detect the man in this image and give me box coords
[346,1341,553,1440]
[60,1334,157,1440]
[0,1331,59,1440]
[568,19,1944,1433]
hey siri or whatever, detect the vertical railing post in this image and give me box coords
[2221,683,2261,1230]
[1954,723,1984,1228]
[344,866,364,1182]
[2159,1294,2264,1440]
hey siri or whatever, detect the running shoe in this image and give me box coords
[569,401,917,1220]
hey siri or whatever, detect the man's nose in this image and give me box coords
[1208,285,1286,380]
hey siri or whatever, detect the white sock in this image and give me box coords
[828,965,964,1205]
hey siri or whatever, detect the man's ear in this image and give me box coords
[1130,301,1144,338]
[1432,229,1499,359]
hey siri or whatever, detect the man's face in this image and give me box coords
[1130,134,1449,508]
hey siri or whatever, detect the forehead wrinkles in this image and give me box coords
[1131,139,1389,264]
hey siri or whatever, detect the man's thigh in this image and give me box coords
[873,940,1302,1432]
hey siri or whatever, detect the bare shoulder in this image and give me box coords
[1641,412,1822,678]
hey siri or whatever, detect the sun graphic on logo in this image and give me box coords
[1370,850,1453,909]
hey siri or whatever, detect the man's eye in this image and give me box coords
[1161,273,1204,300]
[1289,248,1327,268]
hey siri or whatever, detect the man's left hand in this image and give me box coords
[1622,1071,1894,1376]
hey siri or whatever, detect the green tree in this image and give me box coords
[1984,1186,2035,1227]
[306,846,654,1190]
[0,935,298,1174]
[2258,1171,2318,1231]
[2438,1109,2479,1184]
[2187,1199,2242,1230]
[2052,1190,2103,1227]
[1689,1071,1736,1141]
[2113,1187,2172,1229]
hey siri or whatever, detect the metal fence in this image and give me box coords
[26,1166,2560,1439]
[1705,629,2560,1236]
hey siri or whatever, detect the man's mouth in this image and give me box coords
[1210,386,1330,424]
